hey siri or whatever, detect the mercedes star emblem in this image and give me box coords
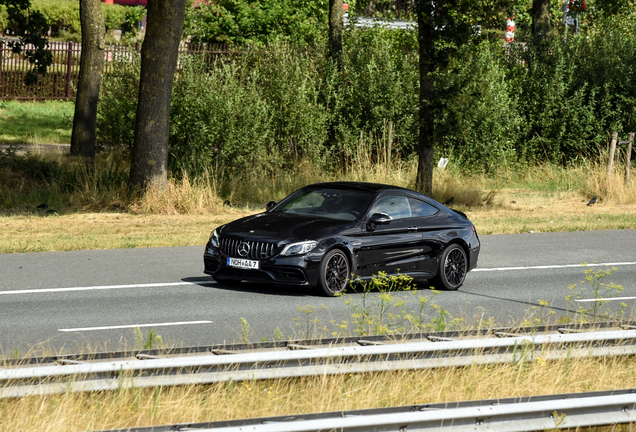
[237,241,250,257]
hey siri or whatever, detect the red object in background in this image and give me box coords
[343,3,349,10]
[102,0,212,8]
[568,0,588,12]
[505,17,515,43]
[102,0,147,6]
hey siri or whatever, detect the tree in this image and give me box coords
[129,0,187,191]
[532,0,551,45]
[414,0,508,195]
[70,0,105,160]
[328,0,343,63]
[0,0,52,85]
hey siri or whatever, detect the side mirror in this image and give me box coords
[366,212,392,230]
[266,201,277,211]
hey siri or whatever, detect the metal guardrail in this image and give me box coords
[3,320,630,367]
[98,389,636,432]
[2,325,636,398]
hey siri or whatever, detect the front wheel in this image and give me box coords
[431,244,467,291]
[317,249,350,296]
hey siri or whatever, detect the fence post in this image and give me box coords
[626,132,634,186]
[607,131,618,178]
[65,42,73,99]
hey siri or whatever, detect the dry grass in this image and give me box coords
[2,177,636,253]
[464,189,636,235]
[0,211,254,253]
[2,143,636,252]
[0,354,635,431]
[3,196,634,253]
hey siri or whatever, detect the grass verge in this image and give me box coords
[1,131,636,252]
[0,100,73,145]
[1,192,634,253]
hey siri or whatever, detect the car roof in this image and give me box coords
[305,181,409,193]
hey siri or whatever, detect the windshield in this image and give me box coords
[272,187,374,221]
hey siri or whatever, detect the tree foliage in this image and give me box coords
[184,0,328,46]
[91,0,636,186]
[0,0,51,84]
[414,0,513,194]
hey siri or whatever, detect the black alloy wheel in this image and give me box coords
[431,244,467,291]
[318,249,350,296]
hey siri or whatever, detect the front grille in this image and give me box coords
[220,238,277,259]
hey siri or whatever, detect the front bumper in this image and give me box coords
[203,241,322,286]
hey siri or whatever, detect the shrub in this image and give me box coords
[184,0,328,46]
[336,27,419,162]
[513,13,636,164]
[94,13,636,177]
[169,45,329,178]
[436,40,522,168]
[96,56,140,152]
[96,31,420,181]
[2,0,146,39]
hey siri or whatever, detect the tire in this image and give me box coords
[213,276,242,285]
[317,249,350,297]
[431,243,467,291]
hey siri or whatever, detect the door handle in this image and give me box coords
[408,226,418,232]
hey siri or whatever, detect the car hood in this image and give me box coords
[220,213,352,243]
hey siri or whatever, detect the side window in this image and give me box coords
[369,196,411,220]
[408,198,439,217]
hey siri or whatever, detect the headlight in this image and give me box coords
[280,241,318,256]
[209,229,220,248]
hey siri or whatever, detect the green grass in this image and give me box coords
[0,100,74,144]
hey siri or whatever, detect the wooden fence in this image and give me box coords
[607,131,634,186]
[0,41,234,100]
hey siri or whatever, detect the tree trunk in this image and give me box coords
[532,0,551,45]
[328,0,343,64]
[129,0,186,191]
[70,0,105,160]
[415,1,435,197]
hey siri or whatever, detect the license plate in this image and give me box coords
[227,257,260,270]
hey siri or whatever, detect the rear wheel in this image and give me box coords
[431,244,467,291]
[317,249,350,296]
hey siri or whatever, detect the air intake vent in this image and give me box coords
[220,238,277,259]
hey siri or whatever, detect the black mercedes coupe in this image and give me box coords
[204,182,480,296]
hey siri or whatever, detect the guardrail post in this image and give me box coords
[626,132,634,186]
[64,42,73,99]
[607,131,618,178]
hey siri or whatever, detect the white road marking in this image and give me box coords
[575,296,636,303]
[473,262,636,272]
[59,320,213,332]
[2,261,635,296]
[0,281,211,295]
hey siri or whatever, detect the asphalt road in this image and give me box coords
[1,230,635,354]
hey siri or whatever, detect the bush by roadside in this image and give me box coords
[0,0,145,42]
